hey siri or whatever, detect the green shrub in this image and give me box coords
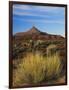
[13,52,62,86]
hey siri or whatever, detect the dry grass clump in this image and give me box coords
[13,52,62,86]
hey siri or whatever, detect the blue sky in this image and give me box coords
[13,4,65,37]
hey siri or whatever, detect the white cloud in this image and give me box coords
[32,6,64,12]
[13,10,51,18]
[13,4,65,27]
[14,16,64,25]
[13,4,65,15]
[24,19,64,24]
[13,5,31,10]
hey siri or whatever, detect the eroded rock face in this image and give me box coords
[14,26,64,41]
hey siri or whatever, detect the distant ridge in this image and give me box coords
[15,26,48,36]
[27,26,41,34]
[14,26,64,41]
